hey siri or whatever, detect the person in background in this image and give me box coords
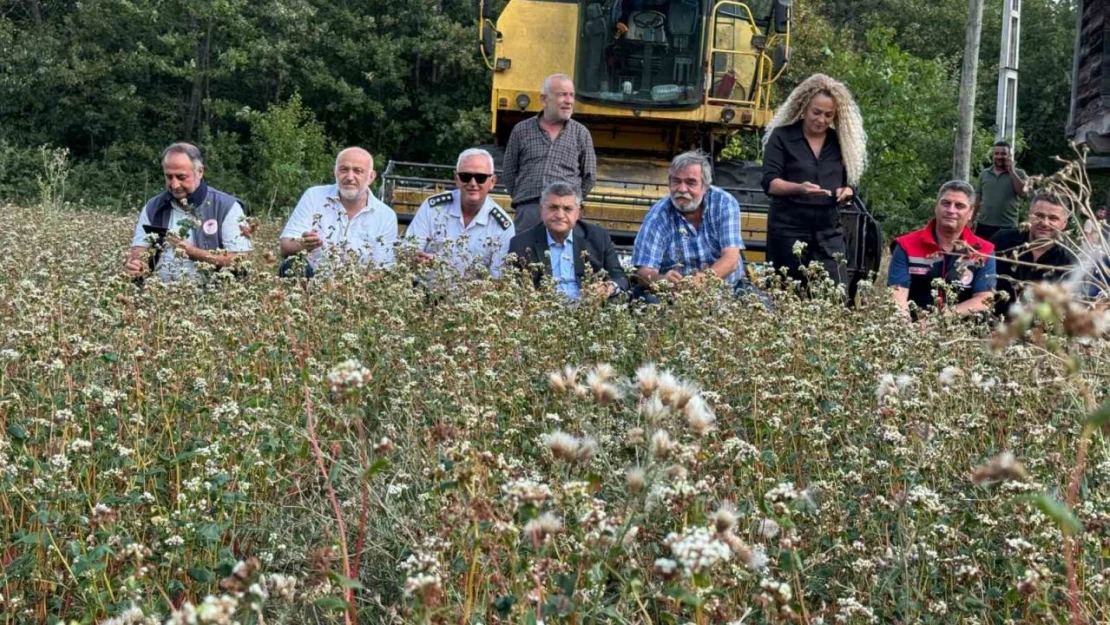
[888,180,996,317]
[124,142,252,282]
[509,181,628,300]
[761,73,867,286]
[405,148,514,279]
[501,74,597,231]
[278,147,397,277]
[973,141,1027,241]
[991,193,1077,317]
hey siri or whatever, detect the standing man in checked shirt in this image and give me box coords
[501,73,597,231]
[631,151,745,294]
[405,148,515,279]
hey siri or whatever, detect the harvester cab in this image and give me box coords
[380,0,882,286]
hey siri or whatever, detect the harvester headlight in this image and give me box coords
[515,94,531,110]
[721,108,736,123]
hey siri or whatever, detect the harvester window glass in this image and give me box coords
[576,0,707,108]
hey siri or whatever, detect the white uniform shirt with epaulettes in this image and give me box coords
[406,190,515,278]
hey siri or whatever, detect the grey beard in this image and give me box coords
[671,195,701,213]
[338,187,365,202]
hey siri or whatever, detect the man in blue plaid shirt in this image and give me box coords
[631,151,746,290]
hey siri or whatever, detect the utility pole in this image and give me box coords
[995,0,1021,146]
[953,0,985,181]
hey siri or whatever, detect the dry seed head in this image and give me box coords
[657,371,680,405]
[711,503,738,533]
[665,464,687,480]
[639,395,670,423]
[625,466,646,492]
[635,363,660,398]
[626,427,646,445]
[523,512,562,542]
[650,429,675,459]
[971,451,1028,486]
[672,382,699,410]
[575,436,600,464]
[547,371,568,394]
[541,431,580,462]
[684,395,716,435]
[590,363,615,382]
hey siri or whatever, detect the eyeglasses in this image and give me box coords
[457,172,491,184]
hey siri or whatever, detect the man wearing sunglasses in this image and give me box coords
[405,148,515,279]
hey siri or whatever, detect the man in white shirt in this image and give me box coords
[124,143,252,282]
[405,148,515,280]
[279,147,398,277]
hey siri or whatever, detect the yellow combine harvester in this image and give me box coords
[382,0,881,278]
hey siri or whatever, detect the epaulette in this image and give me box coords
[489,205,511,230]
[427,192,453,208]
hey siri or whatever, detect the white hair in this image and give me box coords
[162,142,204,173]
[456,148,495,172]
[541,73,573,96]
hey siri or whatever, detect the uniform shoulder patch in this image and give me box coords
[489,205,511,230]
[427,192,453,208]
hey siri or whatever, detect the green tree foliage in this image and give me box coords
[0,0,493,212]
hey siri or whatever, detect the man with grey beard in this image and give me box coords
[279,147,397,277]
[631,151,746,293]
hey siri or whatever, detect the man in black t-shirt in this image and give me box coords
[990,192,1076,317]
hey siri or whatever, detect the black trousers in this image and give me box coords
[767,205,846,285]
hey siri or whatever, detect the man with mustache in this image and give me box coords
[990,193,1076,317]
[278,147,397,277]
[501,73,597,231]
[631,151,745,294]
[973,141,1027,241]
[124,142,253,282]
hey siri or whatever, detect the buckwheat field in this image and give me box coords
[1,202,1108,625]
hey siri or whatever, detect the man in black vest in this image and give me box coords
[125,143,252,281]
[991,192,1077,317]
[509,181,628,299]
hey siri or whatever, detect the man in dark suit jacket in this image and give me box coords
[509,181,629,299]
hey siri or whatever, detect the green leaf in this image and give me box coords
[327,571,363,590]
[1022,494,1081,536]
[187,567,214,582]
[312,596,350,611]
[1085,398,1110,430]
[364,457,389,479]
[5,423,27,442]
[664,585,702,607]
[327,460,343,485]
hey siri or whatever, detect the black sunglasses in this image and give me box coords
[456,172,491,184]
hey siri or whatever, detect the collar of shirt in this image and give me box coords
[546,228,574,248]
[324,184,383,219]
[448,191,494,230]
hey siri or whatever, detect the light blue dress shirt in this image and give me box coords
[546,230,580,300]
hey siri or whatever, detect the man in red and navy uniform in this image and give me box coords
[888,180,997,316]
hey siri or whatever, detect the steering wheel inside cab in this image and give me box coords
[632,10,665,29]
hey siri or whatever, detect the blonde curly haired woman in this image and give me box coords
[760,73,867,285]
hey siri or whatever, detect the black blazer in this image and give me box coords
[508,221,630,292]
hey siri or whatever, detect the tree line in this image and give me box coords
[0,0,1078,234]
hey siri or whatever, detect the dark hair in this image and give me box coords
[1029,192,1069,214]
[993,140,1010,149]
[541,181,581,207]
[937,179,976,204]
